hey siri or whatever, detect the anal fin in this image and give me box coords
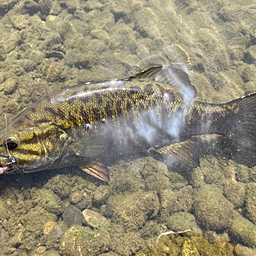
[79,161,110,182]
[153,139,200,168]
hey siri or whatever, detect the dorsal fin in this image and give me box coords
[129,66,197,99]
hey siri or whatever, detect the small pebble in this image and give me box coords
[93,185,111,204]
[6,199,14,206]
[37,246,46,254]
[82,209,110,229]
[69,191,83,204]
[44,221,56,235]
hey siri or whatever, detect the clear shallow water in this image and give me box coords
[0,0,256,255]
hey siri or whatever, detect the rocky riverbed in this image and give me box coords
[1,0,256,255]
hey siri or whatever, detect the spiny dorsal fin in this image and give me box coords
[129,66,197,99]
[155,139,200,168]
[79,161,110,182]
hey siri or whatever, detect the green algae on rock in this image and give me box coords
[108,224,148,255]
[0,198,8,220]
[109,158,147,193]
[193,184,234,231]
[245,183,256,225]
[167,212,202,234]
[159,186,193,222]
[107,190,160,232]
[135,231,236,256]
[93,185,112,205]
[60,225,110,256]
[139,157,172,192]
[42,220,67,252]
[35,189,63,215]
[230,214,256,247]
[224,180,245,209]
[82,209,110,230]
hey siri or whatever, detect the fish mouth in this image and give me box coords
[0,155,16,174]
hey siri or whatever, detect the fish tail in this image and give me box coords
[226,93,256,151]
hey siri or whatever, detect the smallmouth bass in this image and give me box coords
[0,66,256,182]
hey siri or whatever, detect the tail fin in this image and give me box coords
[227,93,256,152]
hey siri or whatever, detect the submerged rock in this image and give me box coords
[140,157,171,192]
[63,204,83,227]
[43,220,66,251]
[108,224,147,255]
[160,186,193,221]
[0,198,8,222]
[0,0,18,17]
[135,230,235,256]
[82,209,110,229]
[109,158,146,193]
[19,0,39,16]
[224,180,245,209]
[193,184,234,231]
[98,252,118,256]
[93,185,111,205]
[60,225,110,256]
[230,214,256,247]
[0,44,6,61]
[107,190,160,231]
[75,194,93,211]
[35,189,62,214]
[6,206,57,253]
[37,245,46,254]
[245,183,256,225]
[44,175,73,199]
[38,0,53,17]
[44,221,58,236]
[69,191,83,204]
[167,212,202,234]
[0,0,256,254]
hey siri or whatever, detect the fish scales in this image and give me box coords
[12,81,184,143]
[0,66,256,182]
[183,102,235,137]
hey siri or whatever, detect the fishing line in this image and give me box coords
[4,114,11,158]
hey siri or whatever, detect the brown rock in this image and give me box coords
[193,184,234,231]
[69,191,83,204]
[93,185,111,205]
[37,246,46,254]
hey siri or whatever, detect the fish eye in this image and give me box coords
[4,138,19,150]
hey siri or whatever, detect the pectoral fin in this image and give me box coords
[152,139,200,168]
[69,134,111,158]
[79,161,110,182]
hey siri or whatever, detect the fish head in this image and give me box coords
[0,123,68,174]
